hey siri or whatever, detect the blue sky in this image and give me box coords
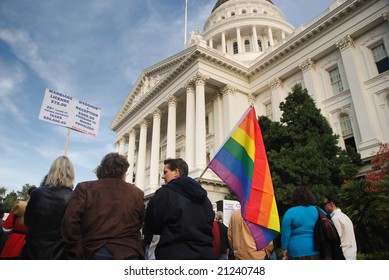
[0,0,334,194]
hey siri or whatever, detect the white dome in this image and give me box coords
[201,0,294,64]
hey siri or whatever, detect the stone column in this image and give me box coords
[166,95,177,159]
[336,35,380,155]
[149,108,161,191]
[252,25,259,52]
[268,78,285,122]
[209,38,213,49]
[185,83,196,170]
[213,93,224,153]
[267,26,274,47]
[118,138,126,155]
[299,58,322,104]
[135,119,148,190]
[236,27,242,53]
[222,32,226,54]
[126,129,136,183]
[195,73,208,169]
[221,85,236,137]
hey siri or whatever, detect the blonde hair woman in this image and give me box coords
[21,156,75,259]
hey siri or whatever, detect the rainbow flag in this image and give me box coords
[208,106,280,250]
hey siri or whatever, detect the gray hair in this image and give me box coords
[215,211,223,222]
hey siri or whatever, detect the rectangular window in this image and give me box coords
[329,67,344,95]
[371,44,389,74]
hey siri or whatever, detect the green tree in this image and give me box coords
[17,183,36,200]
[339,177,389,254]
[259,84,361,213]
[3,191,18,212]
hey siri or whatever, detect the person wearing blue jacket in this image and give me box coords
[281,186,321,260]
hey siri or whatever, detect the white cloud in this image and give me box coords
[0,59,26,121]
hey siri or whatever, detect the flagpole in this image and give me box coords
[64,127,71,156]
[184,0,188,47]
[197,165,209,182]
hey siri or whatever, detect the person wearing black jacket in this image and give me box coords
[144,158,214,260]
[21,156,74,259]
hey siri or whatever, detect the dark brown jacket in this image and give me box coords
[61,178,144,259]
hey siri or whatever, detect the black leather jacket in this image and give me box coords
[21,185,72,259]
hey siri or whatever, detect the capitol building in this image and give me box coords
[110,0,389,202]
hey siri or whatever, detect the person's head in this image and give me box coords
[215,211,223,223]
[96,152,129,180]
[26,186,37,200]
[162,158,188,184]
[324,193,342,214]
[291,186,315,206]
[45,156,75,189]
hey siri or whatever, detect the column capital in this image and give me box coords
[139,119,148,129]
[129,128,137,137]
[268,77,284,90]
[383,10,389,21]
[194,72,209,86]
[221,84,236,96]
[185,82,195,92]
[299,58,316,72]
[153,108,161,118]
[119,137,126,144]
[247,93,256,105]
[167,95,178,106]
[336,35,355,51]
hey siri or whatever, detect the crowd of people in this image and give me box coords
[0,153,357,260]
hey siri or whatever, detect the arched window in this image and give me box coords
[233,42,238,54]
[231,12,235,16]
[253,9,258,13]
[339,115,357,151]
[244,40,250,52]
[242,10,246,14]
[257,40,262,51]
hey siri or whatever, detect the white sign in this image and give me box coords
[39,89,101,136]
[222,200,241,227]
